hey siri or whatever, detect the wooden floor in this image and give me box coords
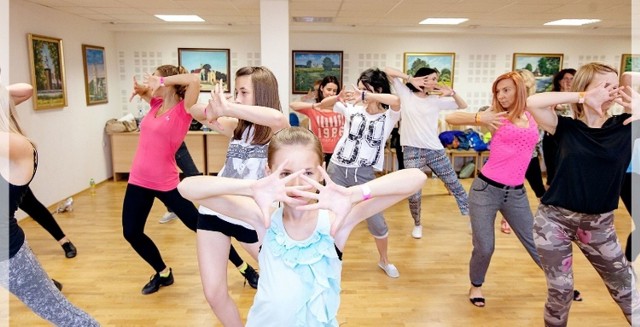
[9,177,636,326]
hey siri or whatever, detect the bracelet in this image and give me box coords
[578,91,585,104]
[361,184,372,201]
[361,91,366,102]
[474,113,481,124]
[159,77,165,87]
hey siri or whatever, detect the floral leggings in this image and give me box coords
[534,204,640,327]
[403,146,469,226]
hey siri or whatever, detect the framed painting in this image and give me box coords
[82,44,108,105]
[403,52,456,88]
[27,34,67,109]
[512,53,563,93]
[292,50,343,94]
[621,54,640,72]
[178,48,230,92]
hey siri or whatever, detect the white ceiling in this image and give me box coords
[20,0,633,36]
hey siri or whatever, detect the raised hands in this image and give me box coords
[407,75,429,91]
[129,76,150,102]
[294,166,354,236]
[204,79,230,130]
[144,73,162,95]
[615,86,640,125]
[433,83,455,96]
[583,82,619,117]
[250,162,309,228]
[476,110,507,129]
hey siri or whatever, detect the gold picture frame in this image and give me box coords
[27,33,67,109]
[621,54,640,73]
[178,48,231,92]
[512,53,563,93]
[82,44,108,105]
[403,52,456,88]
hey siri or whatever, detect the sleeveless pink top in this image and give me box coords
[481,111,538,186]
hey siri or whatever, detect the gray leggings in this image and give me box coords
[403,146,469,226]
[534,204,640,327]
[468,177,541,286]
[0,241,99,326]
[327,163,388,238]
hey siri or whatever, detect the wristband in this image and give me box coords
[159,77,165,87]
[361,91,366,102]
[361,184,372,201]
[474,113,481,124]
[577,92,585,104]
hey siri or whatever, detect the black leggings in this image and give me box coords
[122,184,199,272]
[122,183,245,272]
[19,187,65,241]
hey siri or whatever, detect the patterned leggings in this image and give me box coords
[534,204,640,327]
[403,146,469,225]
[0,241,99,326]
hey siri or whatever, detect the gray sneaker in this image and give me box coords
[159,212,178,224]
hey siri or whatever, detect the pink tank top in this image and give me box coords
[481,111,538,186]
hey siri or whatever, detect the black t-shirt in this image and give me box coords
[541,114,631,214]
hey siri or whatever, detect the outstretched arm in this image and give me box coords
[295,167,427,248]
[526,82,616,133]
[146,73,200,111]
[200,81,290,134]
[7,83,33,105]
[178,164,307,229]
[445,109,506,131]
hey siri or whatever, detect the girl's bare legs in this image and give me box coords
[197,230,243,327]
[375,237,399,278]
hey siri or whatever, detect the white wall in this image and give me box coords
[10,0,120,214]
[9,0,631,213]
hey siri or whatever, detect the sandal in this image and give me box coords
[469,297,486,307]
[573,290,583,302]
[501,219,512,234]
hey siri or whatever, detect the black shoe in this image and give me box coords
[141,268,174,295]
[61,241,77,258]
[240,264,259,289]
[52,279,63,291]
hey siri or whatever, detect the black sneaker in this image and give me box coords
[61,241,77,259]
[141,268,174,295]
[240,264,259,289]
[52,279,63,291]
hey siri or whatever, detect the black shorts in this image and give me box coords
[197,213,259,244]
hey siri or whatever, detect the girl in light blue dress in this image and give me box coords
[178,127,426,326]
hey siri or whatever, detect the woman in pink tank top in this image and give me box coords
[446,72,568,309]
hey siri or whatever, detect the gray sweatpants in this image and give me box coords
[327,163,389,238]
[0,241,99,326]
[468,177,541,286]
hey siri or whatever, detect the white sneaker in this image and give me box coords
[378,262,400,278]
[159,212,178,224]
[411,225,423,239]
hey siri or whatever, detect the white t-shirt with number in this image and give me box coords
[330,102,400,171]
